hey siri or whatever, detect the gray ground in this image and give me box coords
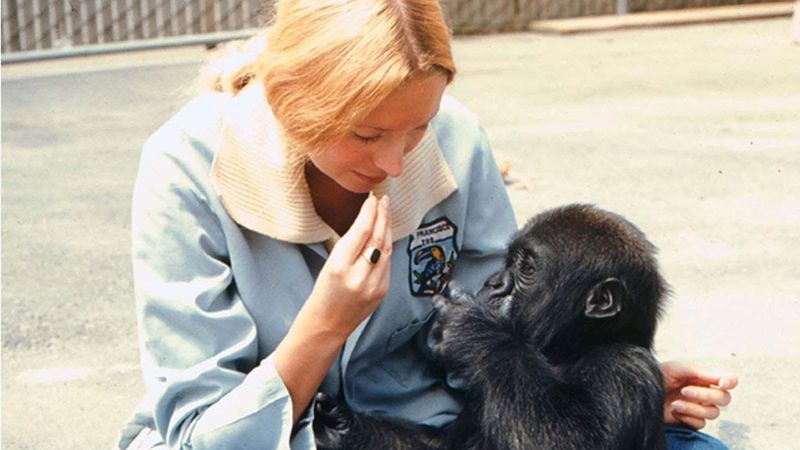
[2,17,799,450]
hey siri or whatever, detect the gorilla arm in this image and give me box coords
[430,289,665,450]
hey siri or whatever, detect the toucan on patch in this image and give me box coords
[407,217,459,296]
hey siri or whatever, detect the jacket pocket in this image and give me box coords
[378,308,436,387]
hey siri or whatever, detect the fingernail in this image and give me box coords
[381,195,390,207]
[709,369,736,379]
[681,387,698,399]
[672,402,688,413]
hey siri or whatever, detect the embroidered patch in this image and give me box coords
[408,217,459,297]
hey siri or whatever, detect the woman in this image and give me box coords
[118,1,736,448]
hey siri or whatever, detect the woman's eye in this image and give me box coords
[354,133,382,144]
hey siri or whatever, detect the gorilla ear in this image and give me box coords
[585,277,626,319]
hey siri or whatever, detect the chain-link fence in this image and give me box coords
[1,0,783,54]
[1,0,271,53]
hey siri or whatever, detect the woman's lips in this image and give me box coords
[355,172,386,185]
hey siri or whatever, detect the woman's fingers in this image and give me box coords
[661,361,738,430]
[671,400,720,420]
[357,196,392,301]
[661,361,738,392]
[671,412,708,430]
[332,193,378,263]
[687,370,739,393]
[681,386,732,407]
[370,195,390,256]
[382,200,393,255]
[307,194,394,335]
[373,195,393,256]
[354,195,391,268]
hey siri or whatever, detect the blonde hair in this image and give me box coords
[203,0,455,152]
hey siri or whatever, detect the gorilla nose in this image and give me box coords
[485,271,514,296]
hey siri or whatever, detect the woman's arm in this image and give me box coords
[274,194,393,422]
[132,128,391,448]
[133,137,301,449]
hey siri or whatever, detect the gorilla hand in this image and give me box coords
[430,282,511,384]
[313,393,353,450]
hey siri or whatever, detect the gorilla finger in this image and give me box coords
[433,297,459,321]
[431,341,442,357]
[444,281,466,299]
[430,322,443,342]
[315,396,352,430]
[315,392,337,412]
[431,327,452,348]
[431,340,454,362]
[432,294,449,311]
[447,284,476,306]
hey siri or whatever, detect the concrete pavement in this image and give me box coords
[2,17,799,449]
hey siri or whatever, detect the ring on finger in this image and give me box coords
[363,246,381,264]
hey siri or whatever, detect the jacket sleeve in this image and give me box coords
[130,129,315,450]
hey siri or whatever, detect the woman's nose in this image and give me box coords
[373,138,406,178]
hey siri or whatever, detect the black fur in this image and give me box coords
[314,204,668,450]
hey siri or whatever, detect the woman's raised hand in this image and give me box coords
[309,193,393,336]
[273,193,392,422]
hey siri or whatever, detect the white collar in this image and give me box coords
[210,82,458,244]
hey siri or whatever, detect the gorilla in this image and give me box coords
[314,204,668,450]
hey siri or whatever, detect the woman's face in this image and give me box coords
[309,72,448,194]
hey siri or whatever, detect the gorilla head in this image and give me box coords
[476,204,668,363]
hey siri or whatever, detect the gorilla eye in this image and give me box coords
[519,260,535,276]
[514,252,537,281]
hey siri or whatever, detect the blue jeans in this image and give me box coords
[665,425,728,450]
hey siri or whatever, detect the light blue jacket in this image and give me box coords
[119,86,517,449]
